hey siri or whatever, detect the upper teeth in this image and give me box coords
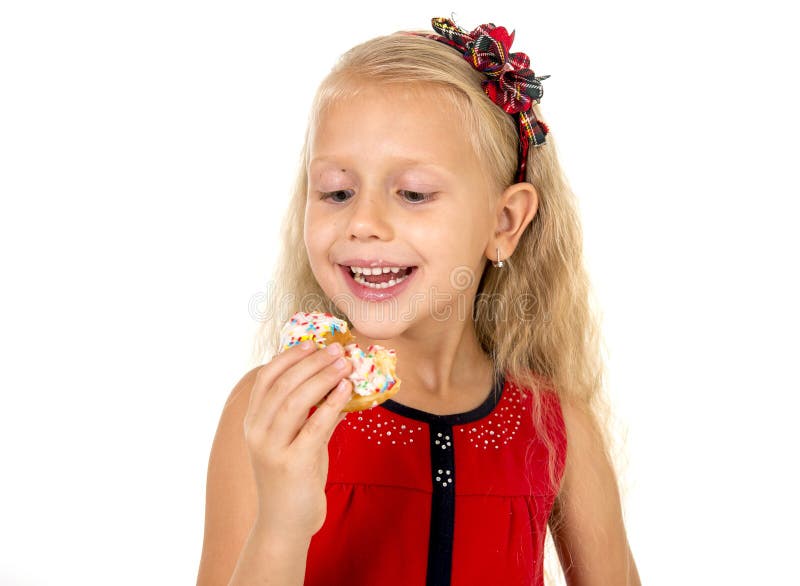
[349,266,408,275]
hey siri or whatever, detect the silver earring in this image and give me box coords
[492,247,505,268]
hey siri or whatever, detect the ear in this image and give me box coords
[485,181,539,263]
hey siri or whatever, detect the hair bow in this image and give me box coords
[412,17,551,183]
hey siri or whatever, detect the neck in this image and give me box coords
[351,316,494,404]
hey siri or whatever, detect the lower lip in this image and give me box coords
[339,265,417,302]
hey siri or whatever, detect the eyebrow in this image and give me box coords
[308,156,454,177]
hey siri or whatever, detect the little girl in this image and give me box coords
[198,16,640,586]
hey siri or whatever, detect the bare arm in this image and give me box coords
[549,399,641,586]
[197,344,354,585]
[197,366,307,585]
[227,522,311,586]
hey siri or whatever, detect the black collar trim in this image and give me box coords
[380,371,505,425]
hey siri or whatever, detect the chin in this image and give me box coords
[328,299,399,336]
[348,316,408,341]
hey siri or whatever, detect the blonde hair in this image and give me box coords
[250,30,625,584]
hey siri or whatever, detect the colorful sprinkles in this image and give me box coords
[279,311,349,350]
[279,311,399,398]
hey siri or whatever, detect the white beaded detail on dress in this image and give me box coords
[458,384,526,449]
[343,410,423,446]
[341,383,526,450]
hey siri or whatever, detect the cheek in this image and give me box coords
[304,216,340,267]
[302,224,317,264]
[304,233,326,268]
[305,203,339,236]
[413,218,474,255]
[304,204,323,240]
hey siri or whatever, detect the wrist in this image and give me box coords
[228,524,311,586]
[250,522,313,555]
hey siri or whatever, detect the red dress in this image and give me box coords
[305,372,568,586]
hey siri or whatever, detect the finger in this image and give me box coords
[327,409,350,443]
[249,343,346,437]
[293,379,353,451]
[267,355,353,447]
[247,341,316,418]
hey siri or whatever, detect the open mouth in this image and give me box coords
[341,265,417,290]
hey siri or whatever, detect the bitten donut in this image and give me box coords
[279,311,401,412]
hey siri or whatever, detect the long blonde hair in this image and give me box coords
[250,29,623,583]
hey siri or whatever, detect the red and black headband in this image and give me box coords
[406,17,551,183]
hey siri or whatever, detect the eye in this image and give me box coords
[319,189,433,204]
[400,190,434,204]
[319,190,354,203]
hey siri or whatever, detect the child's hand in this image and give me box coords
[243,341,353,544]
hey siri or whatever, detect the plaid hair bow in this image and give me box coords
[411,17,551,183]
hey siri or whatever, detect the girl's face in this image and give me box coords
[304,83,496,339]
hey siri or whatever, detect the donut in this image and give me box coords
[279,311,401,412]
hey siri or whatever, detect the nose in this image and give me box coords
[345,188,394,242]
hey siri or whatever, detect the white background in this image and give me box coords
[1,1,798,584]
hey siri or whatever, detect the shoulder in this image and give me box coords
[196,366,263,585]
[558,397,599,451]
[549,396,641,584]
[556,396,611,499]
[222,365,262,412]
